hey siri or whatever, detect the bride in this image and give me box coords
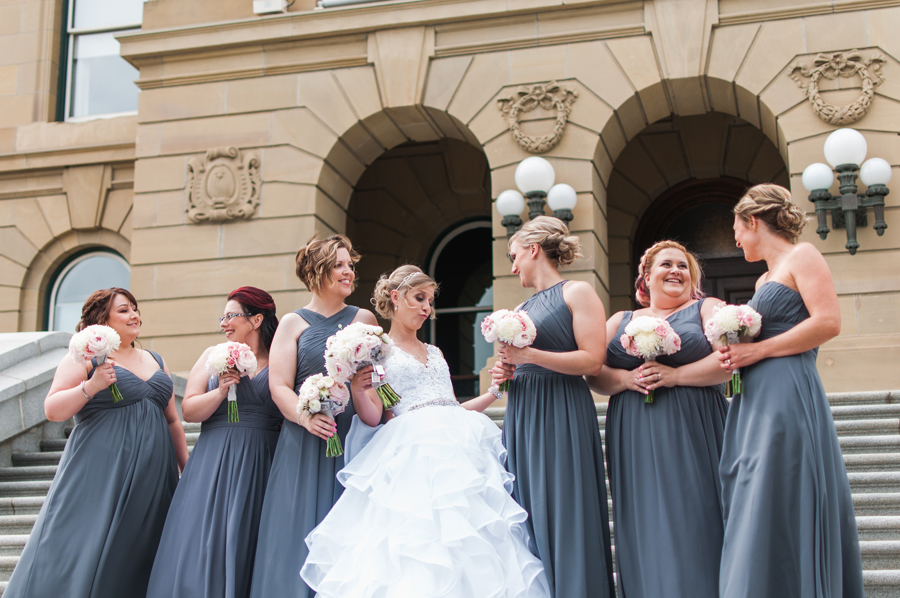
[300,265,550,598]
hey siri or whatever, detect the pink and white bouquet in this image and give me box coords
[481,309,538,392]
[205,342,257,423]
[325,322,401,408]
[297,374,350,457]
[704,304,762,395]
[69,325,124,403]
[620,316,682,404]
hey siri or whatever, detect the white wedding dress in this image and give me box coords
[300,344,551,598]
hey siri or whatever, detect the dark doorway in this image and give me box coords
[634,178,766,305]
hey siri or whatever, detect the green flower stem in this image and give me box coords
[376,384,402,408]
[326,434,343,458]
[645,388,656,404]
[498,380,510,393]
[110,383,125,403]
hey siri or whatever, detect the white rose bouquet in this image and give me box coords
[297,373,350,457]
[481,309,537,391]
[205,341,258,423]
[704,303,762,395]
[324,322,401,408]
[620,316,682,404]
[69,325,124,402]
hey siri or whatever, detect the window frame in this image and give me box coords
[47,249,131,331]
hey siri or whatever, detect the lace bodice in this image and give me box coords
[385,344,459,417]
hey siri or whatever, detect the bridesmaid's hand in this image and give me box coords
[637,361,678,390]
[498,343,533,366]
[491,361,515,386]
[85,360,117,396]
[718,343,761,371]
[217,371,240,399]
[619,366,649,396]
[300,412,337,441]
[350,365,374,396]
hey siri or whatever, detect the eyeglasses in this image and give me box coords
[218,312,251,324]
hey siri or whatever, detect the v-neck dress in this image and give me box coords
[5,351,178,598]
[250,306,359,598]
[146,366,281,598]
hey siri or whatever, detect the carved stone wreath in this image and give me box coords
[186,147,261,223]
[789,50,886,126]
[497,82,578,154]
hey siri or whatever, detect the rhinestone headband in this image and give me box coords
[397,272,417,289]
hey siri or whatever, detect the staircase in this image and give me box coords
[2,392,898,596]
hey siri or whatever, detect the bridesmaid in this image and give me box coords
[249,234,377,598]
[5,288,188,598]
[587,240,730,598]
[717,184,864,598]
[147,287,282,598]
[494,216,615,598]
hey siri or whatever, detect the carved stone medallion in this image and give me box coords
[186,147,261,223]
[789,50,886,126]
[497,82,578,154]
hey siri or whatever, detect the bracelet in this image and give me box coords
[80,380,92,399]
[488,386,503,400]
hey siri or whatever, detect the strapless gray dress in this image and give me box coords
[250,306,359,598]
[502,281,615,598]
[5,351,178,598]
[605,299,729,598]
[719,282,865,598]
[146,366,281,598]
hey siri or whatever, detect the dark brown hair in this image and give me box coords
[76,288,139,332]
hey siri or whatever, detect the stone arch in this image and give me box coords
[19,230,132,331]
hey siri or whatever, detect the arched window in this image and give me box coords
[427,221,493,400]
[48,250,130,332]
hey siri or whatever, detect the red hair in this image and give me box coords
[634,241,705,307]
[227,287,278,352]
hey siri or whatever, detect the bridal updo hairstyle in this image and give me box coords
[371,265,438,320]
[634,240,705,308]
[509,215,583,268]
[734,183,808,243]
[295,233,360,294]
[227,287,279,352]
[77,287,139,332]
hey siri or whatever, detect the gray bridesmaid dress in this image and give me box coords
[605,300,729,598]
[5,351,178,598]
[249,306,359,598]
[146,367,281,598]
[503,281,615,598]
[719,282,865,598]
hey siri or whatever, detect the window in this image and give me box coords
[63,0,144,120]
[427,222,494,400]
[48,251,130,332]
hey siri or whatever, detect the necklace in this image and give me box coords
[397,341,427,362]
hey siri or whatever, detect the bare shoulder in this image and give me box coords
[562,280,601,303]
[142,349,170,373]
[700,296,725,318]
[787,242,831,277]
[278,311,309,337]
[353,308,378,325]
[608,310,627,329]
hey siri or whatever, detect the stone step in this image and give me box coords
[186,432,200,446]
[0,482,51,499]
[0,497,42,517]
[11,452,62,467]
[832,404,900,421]
[857,516,900,541]
[0,536,26,557]
[835,418,900,437]
[844,453,900,473]
[0,516,36,536]
[830,391,900,406]
[0,467,56,482]
[38,439,66,452]
[861,540,900,570]
[864,570,900,598]
[841,435,900,454]
[849,472,900,494]
[853,493,900,516]
[0,556,15,583]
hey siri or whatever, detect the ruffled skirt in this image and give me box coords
[301,405,550,598]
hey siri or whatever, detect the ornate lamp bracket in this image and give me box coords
[789,49,886,125]
[497,81,578,154]
[186,147,261,223]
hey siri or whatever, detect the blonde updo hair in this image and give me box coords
[371,265,438,320]
[295,233,360,294]
[635,240,705,308]
[508,215,583,268]
[734,184,808,243]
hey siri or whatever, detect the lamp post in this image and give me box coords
[495,157,578,237]
[801,128,891,255]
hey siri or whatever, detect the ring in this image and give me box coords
[657,373,661,381]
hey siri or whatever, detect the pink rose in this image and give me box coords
[87,335,109,355]
[655,323,669,337]
[351,341,370,363]
[236,349,257,373]
[513,331,531,348]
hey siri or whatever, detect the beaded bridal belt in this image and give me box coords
[407,398,460,412]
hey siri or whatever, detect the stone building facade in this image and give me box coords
[0,0,898,393]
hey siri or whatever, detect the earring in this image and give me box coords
[394,304,398,311]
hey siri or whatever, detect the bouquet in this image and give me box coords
[205,342,257,423]
[620,316,682,404]
[324,323,401,408]
[704,304,762,396]
[481,309,537,392]
[297,374,350,457]
[69,325,124,403]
